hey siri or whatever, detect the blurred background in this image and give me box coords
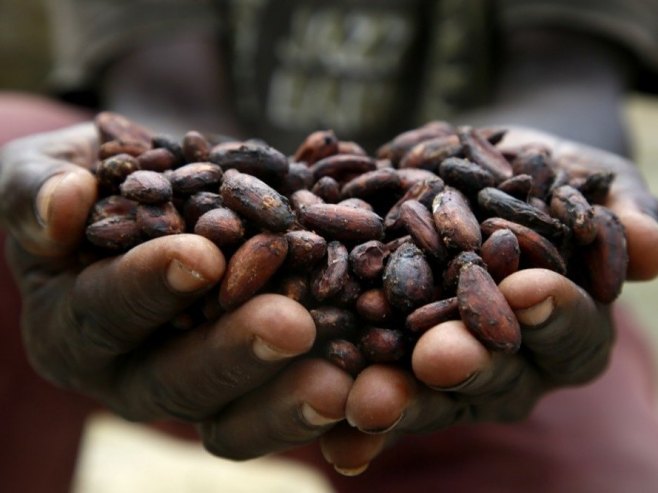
[2,0,658,491]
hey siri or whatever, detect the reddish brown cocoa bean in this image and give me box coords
[480,229,521,282]
[298,204,384,242]
[432,187,482,251]
[438,157,495,195]
[580,205,628,303]
[90,195,138,223]
[137,147,178,172]
[209,141,289,183]
[277,162,314,195]
[290,189,325,211]
[384,178,444,231]
[276,274,310,304]
[136,202,185,238]
[183,191,223,228]
[219,233,289,309]
[399,200,447,261]
[458,126,513,182]
[325,339,366,377]
[151,134,185,165]
[331,272,363,308]
[99,139,151,159]
[311,176,342,203]
[478,187,568,239]
[442,251,486,294]
[356,288,394,325]
[182,130,211,163]
[376,120,455,164]
[311,241,349,301]
[168,162,223,195]
[340,167,401,200]
[310,154,377,182]
[457,263,521,353]
[405,297,459,334]
[383,243,435,312]
[96,153,140,192]
[194,207,245,247]
[337,198,375,211]
[120,170,173,204]
[510,146,555,200]
[293,130,339,164]
[497,174,533,201]
[550,185,596,245]
[398,134,462,171]
[395,168,442,190]
[284,230,328,270]
[95,111,152,146]
[337,141,367,156]
[384,235,413,253]
[349,240,389,281]
[480,217,567,275]
[86,215,142,250]
[359,328,406,363]
[310,306,359,341]
[220,170,294,232]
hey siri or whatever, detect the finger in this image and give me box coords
[320,423,392,476]
[116,294,317,420]
[614,206,658,280]
[1,124,99,256]
[11,234,225,383]
[499,269,614,385]
[199,359,351,460]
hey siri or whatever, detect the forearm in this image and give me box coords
[456,29,631,156]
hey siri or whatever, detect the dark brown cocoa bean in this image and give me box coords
[96,153,140,192]
[311,176,342,203]
[438,157,495,195]
[298,204,384,242]
[90,195,138,223]
[290,189,325,211]
[405,297,459,334]
[209,141,289,183]
[480,217,567,275]
[151,134,185,165]
[383,243,435,312]
[182,130,211,163]
[120,170,173,204]
[194,207,245,246]
[99,139,151,159]
[395,168,442,190]
[340,168,401,199]
[550,185,596,245]
[168,162,223,196]
[442,251,486,294]
[220,170,294,232]
[311,241,349,301]
[349,240,389,281]
[337,198,375,211]
[293,130,339,164]
[575,171,615,205]
[510,146,555,200]
[219,233,289,309]
[384,178,444,231]
[432,187,482,251]
[457,263,521,353]
[497,174,533,201]
[337,141,367,156]
[384,235,413,253]
[325,339,366,377]
[478,187,568,239]
[310,306,359,341]
[95,111,152,146]
[285,230,328,270]
[183,191,223,228]
[458,126,513,182]
[331,272,363,308]
[480,229,521,282]
[86,215,142,250]
[277,162,314,195]
[136,202,185,238]
[276,274,310,304]
[356,288,394,325]
[399,200,447,261]
[399,134,462,171]
[359,327,406,363]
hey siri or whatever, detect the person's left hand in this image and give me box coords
[318,128,658,475]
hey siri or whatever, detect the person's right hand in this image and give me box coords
[0,123,353,459]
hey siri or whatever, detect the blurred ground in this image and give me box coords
[71,94,658,493]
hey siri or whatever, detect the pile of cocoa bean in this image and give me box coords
[85,112,628,376]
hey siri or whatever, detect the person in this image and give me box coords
[2,1,658,492]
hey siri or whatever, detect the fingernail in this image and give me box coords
[430,371,479,392]
[35,173,69,226]
[166,259,208,293]
[334,464,369,476]
[515,296,555,327]
[347,412,403,434]
[252,336,295,362]
[300,402,342,427]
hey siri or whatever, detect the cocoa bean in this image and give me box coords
[86,215,142,250]
[325,339,366,376]
[183,191,223,228]
[395,168,442,190]
[311,176,342,203]
[290,189,325,211]
[311,241,349,301]
[457,263,521,353]
[151,134,185,165]
[298,204,384,242]
[194,207,245,246]
[376,120,454,164]
[96,153,140,192]
[349,240,389,281]
[277,162,314,195]
[95,111,152,146]
[575,171,615,205]
[432,187,482,251]
[340,167,401,199]
[337,198,375,211]
[99,139,151,159]
[550,185,596,245]
[136,202,185,238]
[168,162,223,196]
[220,170,294,232]
[510,146,555,199]
[480,229,521,282]
[359,327,406,363]
[497,174,533,201]
[310,154,377,182]
[137,147,178,172]
[90,195,137,223]
[120,170,173,204]
[276,274,310,304]
[219,233,288,309]
[337,141,367,156]
[405,297,459,334]
[182,130,211,163]
[438,157,495,195]
[331,272,363,307]
[356,288,394,325]
[293,130,339,164]
[310,306,358,341]
[284,230,327,270]
[209,141,289,183]
[399,200,447,261]
[458,126,513,182]
[442,251,486,294]
[384,178,444,231]
[383,243,435,312]
[398,134,462,171]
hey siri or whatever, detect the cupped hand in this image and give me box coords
[319,128,658,474]
[1,125,353,459]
